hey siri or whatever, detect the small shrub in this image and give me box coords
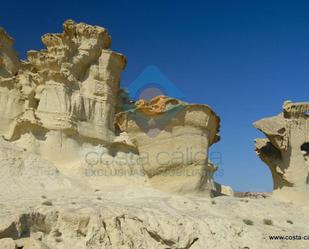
[211,200,216,205]
[55,238,62,243]
[263,219,273,226]
[42,200,53,206]
[243,219,254,226]
[286,220,293,224]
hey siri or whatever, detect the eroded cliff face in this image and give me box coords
[26,21,126,142]
[0,27,20,78]
[0,20,144,187]
[254,101,309,202]
[1,20,125,143]
[0,20,224,195]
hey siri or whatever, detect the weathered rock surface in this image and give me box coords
[1,133,299,249]
[0,28,19,78]
[254,101,309,203]
[116,95,221,194]
[0,20,145,188]
[0,138,78,200]
[2,20,307,249]
[0,238,16,249]
[1,20,125,144]
[0,21,223,194]
[1,188,309,249]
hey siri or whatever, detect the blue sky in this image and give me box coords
[1,0,308,192]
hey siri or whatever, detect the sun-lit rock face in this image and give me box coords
[116,95,221,194]
[0,20,143,184]
[0,20,226,195]
[254,101,309,202]
[2,20,126,143]
[0,27,22,137]
[0,27,20,78]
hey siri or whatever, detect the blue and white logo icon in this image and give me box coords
[127,65,185,101]
[119,65,186,137]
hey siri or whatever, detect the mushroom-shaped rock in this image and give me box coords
[116,96,221,194]
[254,101,309,203]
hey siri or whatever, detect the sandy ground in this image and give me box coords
[0,139,309,249]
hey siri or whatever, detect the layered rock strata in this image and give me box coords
[116,95,221,194]
[0,20,224,194]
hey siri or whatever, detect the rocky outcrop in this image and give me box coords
[0,20,144,185]
[0,20,125,144]
[0,27,20,78]
[116,95,221,194]
[0,21,224,194]
[1,187,309,249]
[1,20,308,249]
[254,101,309,202]
[24,20,124,143]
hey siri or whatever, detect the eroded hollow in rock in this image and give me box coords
[301,142,309,156]
[254,101,309,202]
[301,143,309,185]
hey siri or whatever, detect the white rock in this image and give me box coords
[0,238,16,249]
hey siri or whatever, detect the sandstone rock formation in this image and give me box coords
[116,95,221,194]
[0,20,308,249]
[254,101,309,202]
[0,19,125,147]
[1,186,309,249]
[0,27,19,78]
[0,20,145,188]
[0,22,224,195]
